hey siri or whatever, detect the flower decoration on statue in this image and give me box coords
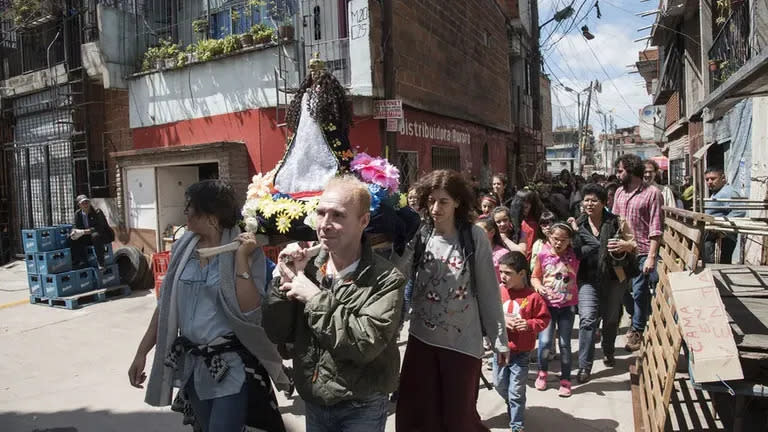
[241,152,403,238]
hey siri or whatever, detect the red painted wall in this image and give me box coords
[129,106,509,180]
[131,108,382,175]
[396,107,510,178]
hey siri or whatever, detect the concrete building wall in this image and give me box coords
[128,46,299,129]
[391,0,512,132]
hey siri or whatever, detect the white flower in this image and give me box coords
[303,211,318,230]
[242,199,260,218]
[244,216,260,233]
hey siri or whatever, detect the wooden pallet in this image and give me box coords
[44,285,131,310]
[632,207,713,432]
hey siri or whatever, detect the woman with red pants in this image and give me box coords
[396,170,509,431]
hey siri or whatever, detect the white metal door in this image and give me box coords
[125,167,157,232]
[156,166,199,242]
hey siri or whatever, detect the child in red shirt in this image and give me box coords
[493,251,551,432]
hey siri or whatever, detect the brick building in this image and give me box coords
[1,0,546,255]
[0,1,133,260]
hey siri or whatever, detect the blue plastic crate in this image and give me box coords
[87,244,115,266]
[99,264,120,288]
[75,268,97,293]
[35,249,73,275]
[25,254,38,275]
[53,224,73,249]
[22,228,57,253]
[28,274,44,297]
[44,271,83,298]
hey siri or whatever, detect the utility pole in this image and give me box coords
[577,80,593,176]
[382,0,397,164]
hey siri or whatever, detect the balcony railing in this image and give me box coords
[709,1,751,91]
[655,40,683,104]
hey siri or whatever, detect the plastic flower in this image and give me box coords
[244,217,260,233]
[257,197,279,218]
[276,214,292,234]
[247,172,273,200]
[350,152,400,191]
[284,201,306,220]
[304,211,318,230]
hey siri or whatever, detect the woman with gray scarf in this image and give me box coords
[128,180,288,432]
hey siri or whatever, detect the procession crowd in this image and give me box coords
[125,152,743,432]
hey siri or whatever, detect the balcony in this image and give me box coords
[654,41,683,105]
[709,1,750,92]
[697,0,768,117]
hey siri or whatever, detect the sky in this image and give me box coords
[538,0,657,134]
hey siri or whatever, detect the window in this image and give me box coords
[211,3,270,39]
[431,147,460,171]
[397,151,419,192]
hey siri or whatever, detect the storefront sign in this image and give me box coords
[399,118,471,145]
[386,118,399,132]
[374,100,403,119]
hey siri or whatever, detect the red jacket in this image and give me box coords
[499,285,551,353]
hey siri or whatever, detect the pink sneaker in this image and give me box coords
[558,379,572,397]
[535,371,548,391]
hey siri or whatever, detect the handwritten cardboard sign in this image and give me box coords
[669,269,743,383]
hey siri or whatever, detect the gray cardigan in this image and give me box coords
[145,227,290,406]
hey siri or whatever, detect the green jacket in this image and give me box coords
[263,238,406,406]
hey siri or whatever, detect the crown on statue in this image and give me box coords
[308,53,326,73]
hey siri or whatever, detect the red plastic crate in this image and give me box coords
[263,246,281,263]
[152,251,171,276]
[154,274,165,298]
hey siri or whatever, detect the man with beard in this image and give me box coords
[611,154,663,352]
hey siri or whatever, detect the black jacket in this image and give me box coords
[572,209,632,283]
[74,207,115,242]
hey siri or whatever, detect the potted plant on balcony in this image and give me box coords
[192,18,209,39]
[269,2,295,41]
[715,0,730,25]
[709,59,720,72]
[250,24,274,46]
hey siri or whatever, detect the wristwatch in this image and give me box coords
[236,272,251,280]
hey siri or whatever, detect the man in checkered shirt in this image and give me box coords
[611,154,664,352]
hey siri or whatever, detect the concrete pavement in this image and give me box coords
[1,259,634,431]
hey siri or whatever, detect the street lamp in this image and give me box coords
[539,5,575,30]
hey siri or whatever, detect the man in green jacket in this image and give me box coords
[263,175,406,432]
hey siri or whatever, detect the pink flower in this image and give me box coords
[350,152,376,169]
[350,152,400,192]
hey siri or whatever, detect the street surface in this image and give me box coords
[1,260,634,431]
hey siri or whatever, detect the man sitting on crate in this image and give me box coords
[70,195,115,268]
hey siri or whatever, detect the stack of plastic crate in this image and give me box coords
[152,251,171,298]
[23,225,83,300]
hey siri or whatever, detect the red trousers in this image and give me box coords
[395,336,488,432]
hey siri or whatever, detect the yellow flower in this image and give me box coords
[276,214,292,234]
[258,197,279,218]
[285,201,306,220]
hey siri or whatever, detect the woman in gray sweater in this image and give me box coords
[396,170,509,432]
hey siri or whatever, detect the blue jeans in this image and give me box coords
[305,393,389,432]
[185,381,248,432]
[538,305,576,381]
[622,254,657,332]
[492,352,529,431]
[578,279,626,370]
